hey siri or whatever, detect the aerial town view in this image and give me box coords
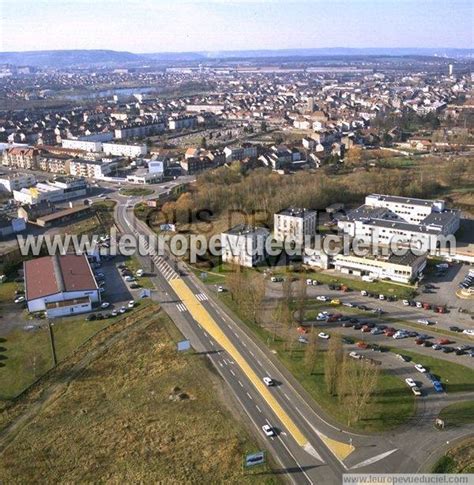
[0,0,472,483]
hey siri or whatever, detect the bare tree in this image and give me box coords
[304,330,319,374]
[324,334,343,395]
[340,356,380,426]
[295,273,308,325]
[226,264,244,302]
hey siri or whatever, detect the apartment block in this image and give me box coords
[221,224,269,268]
[274,207,317,245]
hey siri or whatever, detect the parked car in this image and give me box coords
[100,302,110,309]
[330,299,341,305]
[397,354,410,362]
[316,296,328,302]
[442,347,454,353]
[85,313,97,321]
[14,296,25,304]
[217,286,225,293]
[463,329,474,336]
[433,381,444,393]
[318,332,330,340]
[349,351,362,360]
[405,378,417,388]
[128,300,135,309]
[119,306,127,314]
[411,386,422,396]
[402,299,410,306]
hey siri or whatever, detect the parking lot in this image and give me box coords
[420,262,473,313]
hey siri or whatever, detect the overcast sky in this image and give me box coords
[0,0,472,53]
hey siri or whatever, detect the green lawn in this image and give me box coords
[432,438,474,473]
[219,293,415,432]
[289,269,416,300]
[439,401,474,426]
[392,349,474,393]
[119,187,154,197]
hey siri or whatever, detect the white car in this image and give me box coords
[14,296,25,304]
[128,300,135,309]
[402,300,410,306]
[262,424,275,437]
[270,276,282,282]
[119,306,127,314]
[405,378,417,388]
[124,276,136,282]
[379,294,385,300]
[361,290,368,296]
[417,319,430,325]
[217,285,224,293]
[462,329,474,337]
[416,301,423,308]
[99,287,105,293]
[316,312,329,321]
[101,302,110,309]
[349,351,362,360]
[411,386,422,396]
[316,296,328,302]
[414,364,427,373]
[135,269,144,277]
[318,332,330,340]
[306,278,313,286]
[343,302,355,308]
[263,377,274,386]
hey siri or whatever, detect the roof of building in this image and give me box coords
[367,193,442,207]
[24,254,97,301]
[277,207,316,218]
[36,205,90,224]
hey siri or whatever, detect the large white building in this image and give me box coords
[0,173,36,193]
[13,178,88,205]
[274,207,317,245]
[221,225,269,268]
[223,144,258,162]
[338,194,460,252]
[61,139,102,152]
[24,254,100,317]
[303,245,427,284]
[102,142,147,158]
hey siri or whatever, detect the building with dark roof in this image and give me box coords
[24,254,99,316]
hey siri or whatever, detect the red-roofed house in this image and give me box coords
[24,254,99,317]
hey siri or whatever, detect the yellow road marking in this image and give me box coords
[318,433,354,461]
[171,279,308,447]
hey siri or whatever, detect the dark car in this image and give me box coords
[353,324,363,330]
[341,321,353,328]
[96,313,104,320]
[85,314,97,321]
[407,331,418,338]
[350,318,359,324]
[455,349,465,356]
[449,326,462,332]
[423,341,433,347]
[442,346,454,353]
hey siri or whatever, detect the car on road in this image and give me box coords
[415,364,427,373]
[411,386,422,397]
[263,377,274,386]
[100,302,110,309]
[262,424,275,437]
[405,378,417,388]
[318,332,330,339]
[316,296,328,302]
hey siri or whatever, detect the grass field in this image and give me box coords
[439,401,474,426]
[432,438,474,473]
[0,306,278,483]
[219,294,415,432]
[119,187,154,197]
[0,303,150,401]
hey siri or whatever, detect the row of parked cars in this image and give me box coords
[459,271,474,291]
[337,316,474,357]
[118,263,144,289]
[85,300,135,321]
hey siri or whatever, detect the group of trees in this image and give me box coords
[324,335,380,426]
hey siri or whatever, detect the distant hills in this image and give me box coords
[0,48,471,67]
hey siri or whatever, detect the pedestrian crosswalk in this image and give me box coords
[151,254,179,281]
[195,293,208,302]
[176,303,187,313]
